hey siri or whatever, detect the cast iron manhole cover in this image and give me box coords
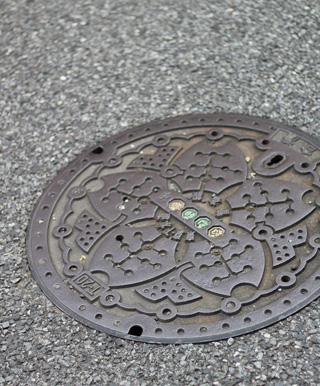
[27,113,320,343]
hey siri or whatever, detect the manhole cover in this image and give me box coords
[27,113,320,343]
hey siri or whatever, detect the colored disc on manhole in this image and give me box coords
[27,113,320,343]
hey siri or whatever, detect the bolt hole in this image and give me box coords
[301,162,310,168]
[108,157,117,164]
[95,313,103,320]
[281,275,291,283]
[266,154,284,167]
[92,146,104,154]
[116,235,124,242]
[128,325,143,336]
[262,139,270,145]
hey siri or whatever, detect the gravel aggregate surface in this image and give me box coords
[1,0,320,385]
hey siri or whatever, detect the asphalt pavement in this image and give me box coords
[1,0,320,385]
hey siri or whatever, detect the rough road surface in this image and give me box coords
[1,1,320,385]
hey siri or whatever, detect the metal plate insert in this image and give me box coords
[27,113,320,343]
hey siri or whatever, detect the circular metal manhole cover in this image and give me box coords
[27,113,320,343]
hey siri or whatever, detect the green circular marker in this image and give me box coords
[181,208,198,220]
[195,217,212,229]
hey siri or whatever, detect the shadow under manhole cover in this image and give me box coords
[27,113,320,343]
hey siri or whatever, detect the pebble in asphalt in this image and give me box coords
[1,0,320,385]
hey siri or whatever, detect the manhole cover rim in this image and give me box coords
[27,112,320,343]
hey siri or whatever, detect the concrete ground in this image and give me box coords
[1,0,320,385]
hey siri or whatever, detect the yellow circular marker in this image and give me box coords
[208,226,225,238]
[168,199,185,211]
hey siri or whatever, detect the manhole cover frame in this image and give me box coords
[26,113,320,344]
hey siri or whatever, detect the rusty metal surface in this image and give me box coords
[27,113,320,343]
